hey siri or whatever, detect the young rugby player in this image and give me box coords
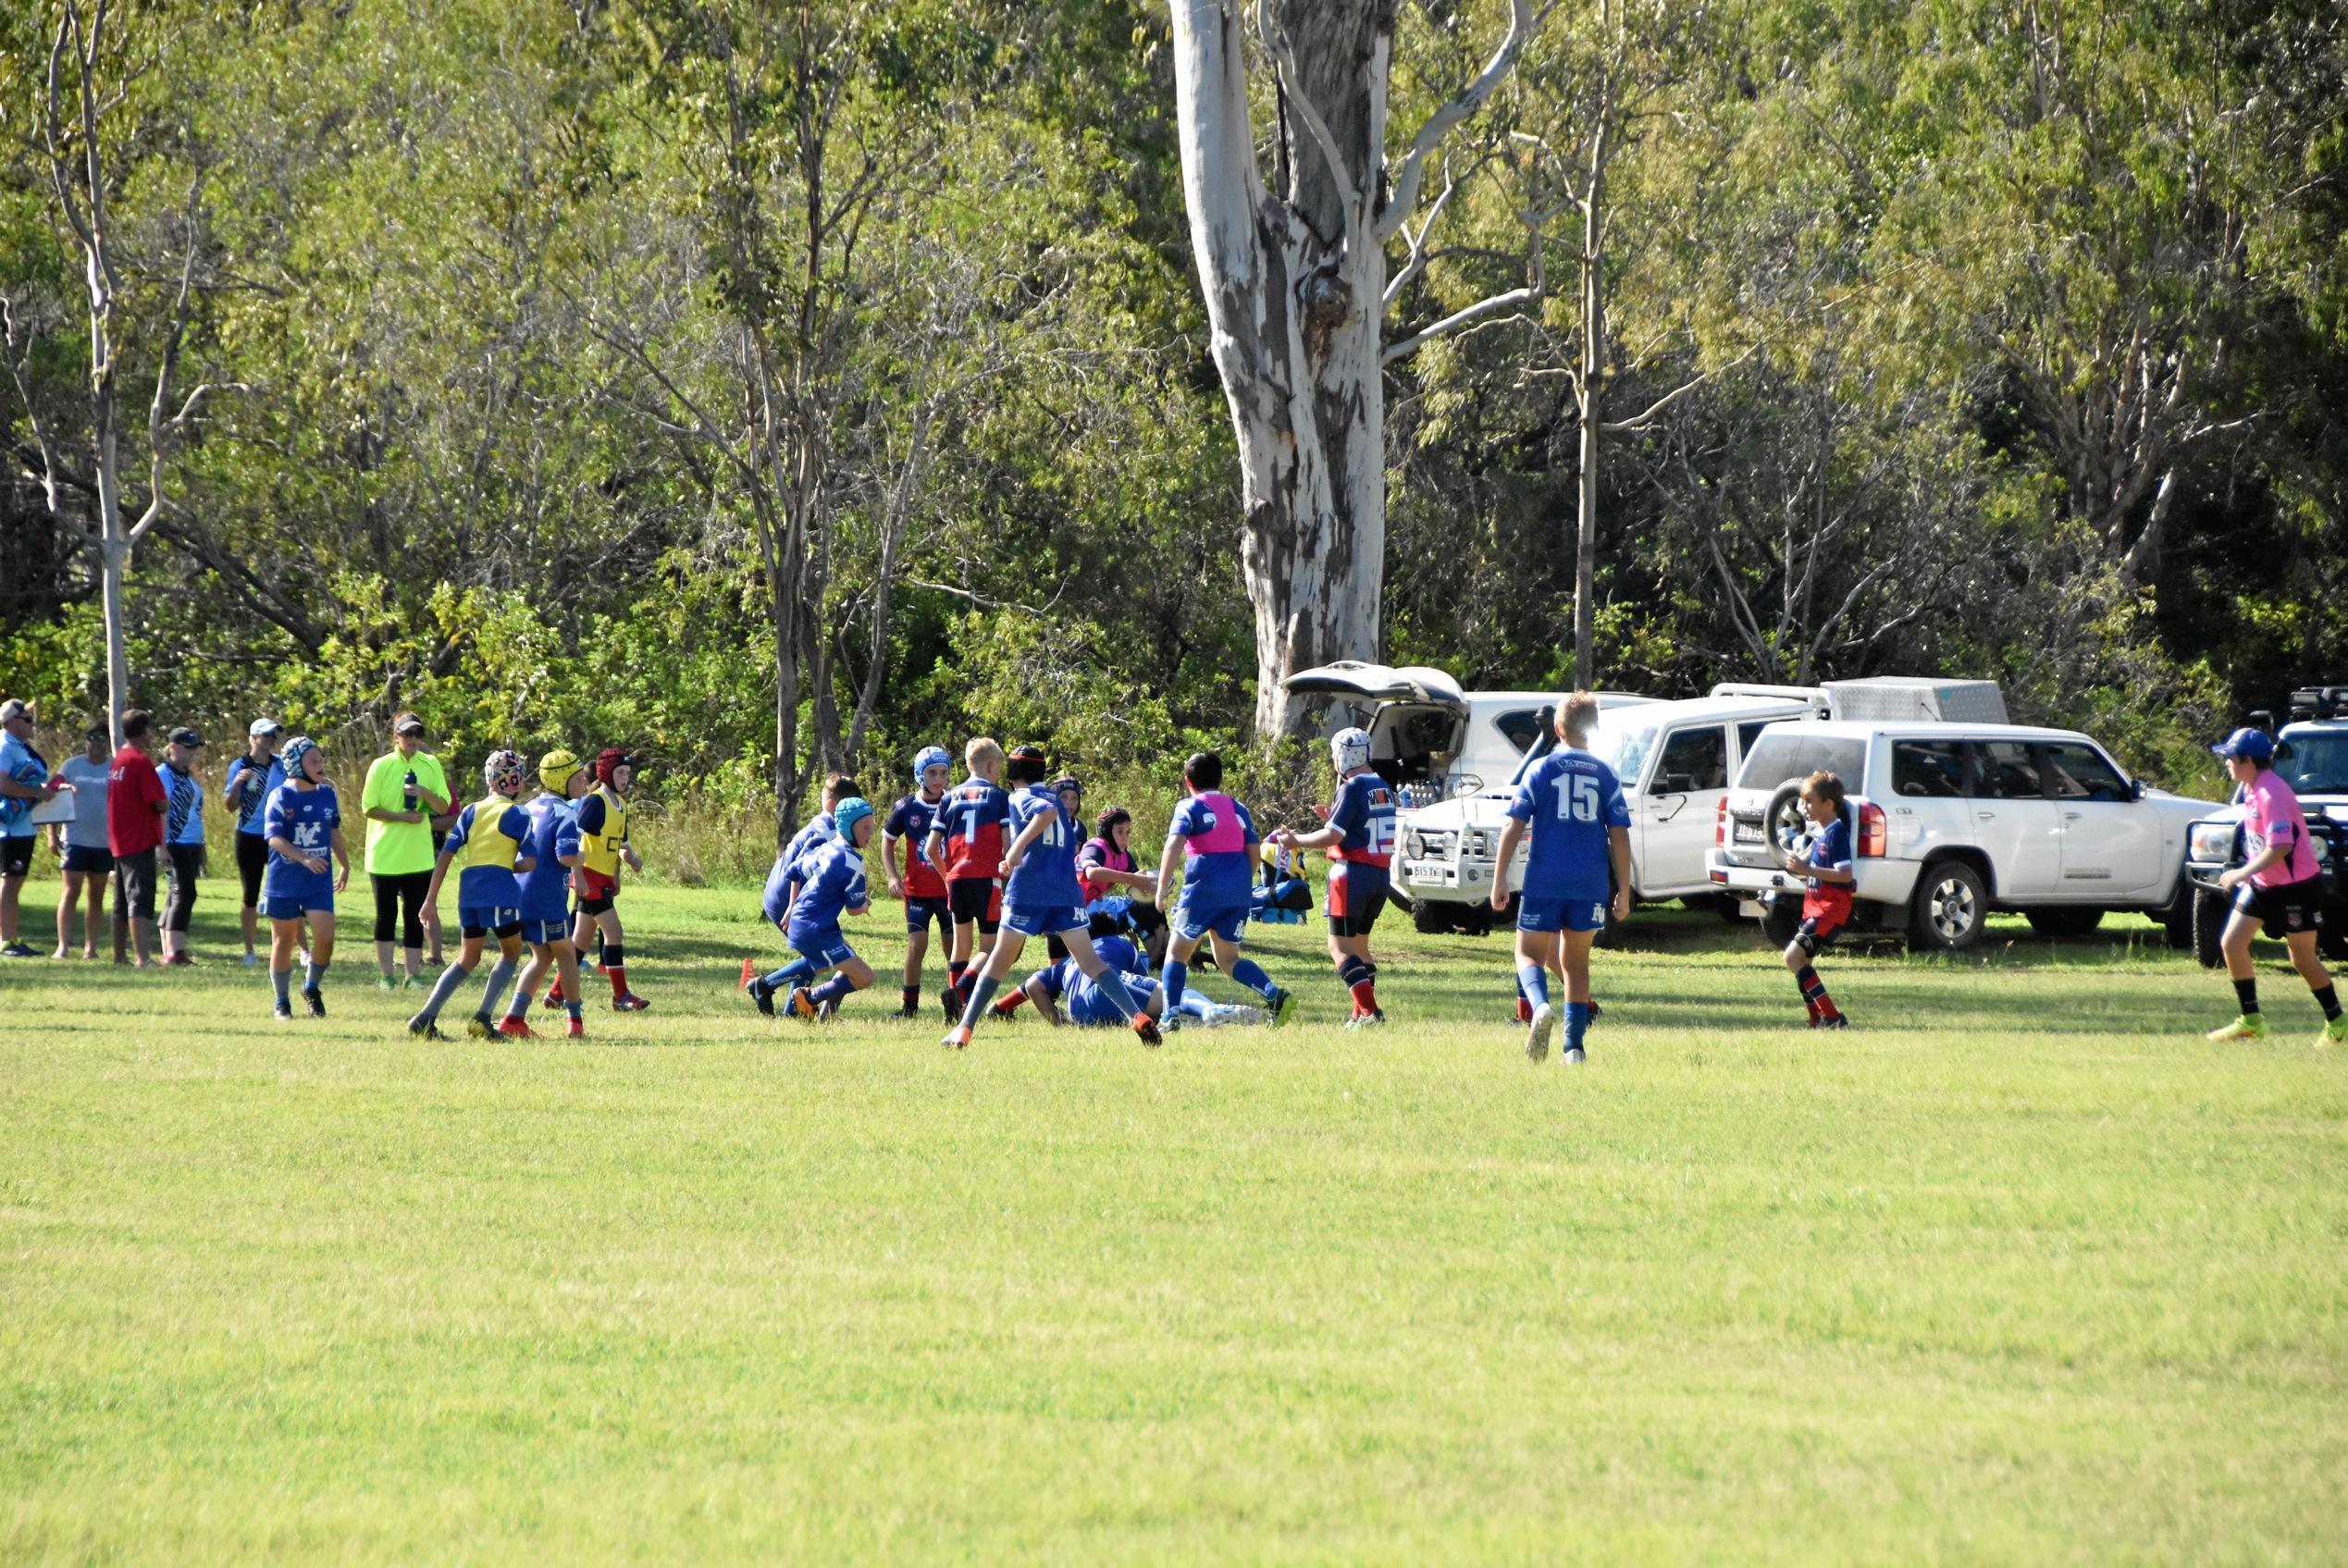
[748,797,877,1021]
[1077,807,1168,964]
[922,738,1012,1019]
[260,737,352,1020]
[785,773,860,866]
[882,747,953,1017]
[1489,693,1630,1064]
[1154,750,1292,1026]
[2206,727,2347,1043]
[1276,727,1398,1028]
[558,747,648,1010]
[943,747,1155,1049]
[1000,932,1259,1030]
[500,749,588,1040]
[1776,771,1855,1029]
[406,751,538,1041]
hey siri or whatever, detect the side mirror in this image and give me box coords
[2132,778,2146,802]
[1653,772,1694,796]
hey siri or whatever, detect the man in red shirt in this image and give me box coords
[107,709,168,969]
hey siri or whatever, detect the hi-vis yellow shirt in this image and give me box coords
[577,785,629,876]
[445,794,529,908]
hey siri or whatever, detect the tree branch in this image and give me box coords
[1600,340,1765,434]
[1378,0,1535,242]
[1254,0,1362,223]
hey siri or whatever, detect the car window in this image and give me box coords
[1891,740,1973,798]
[1492,708,1550,756]
[2039,741,2131,802]
[1737,731,1868,792]
[1971,741,2046,800]
[2276,731,2348,796]
[1653,726,1727,793]
[1589,723,1655,786]
[1736,720,1773,761]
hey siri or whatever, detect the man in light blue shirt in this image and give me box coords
[0,698,66,958]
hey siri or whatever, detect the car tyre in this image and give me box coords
[1909,859,1988,953]
[2189,887,2229,969]
[1412,901,1464,936]
[2023,907,2105,940]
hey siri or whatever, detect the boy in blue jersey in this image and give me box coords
[1154,751,1292,1026]
[923,738,1014,1019]
[260,736,352,1020]
[748,797,877,1020]
[1276,727,1396,1028]
[407,751,538,1041]
[1489,692,1631,1064]
[943,747,1156,1049]
[881,747,953,1016]
[785,773,859,868]
[498,749,590,1040]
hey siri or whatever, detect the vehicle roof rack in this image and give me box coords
[2288,686,2348,722]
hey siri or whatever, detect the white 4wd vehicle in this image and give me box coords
[1706,721,2220,951]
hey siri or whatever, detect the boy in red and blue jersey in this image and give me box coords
[883,747,953,1017]
[1489,693,1631,1064]
[1276,727,1397,1028]
[922,737,1012,1019]
[1153,750,1292,1026]
[2206,726,2344,1043]
[1775,771,1854,1029]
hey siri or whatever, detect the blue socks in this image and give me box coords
[476,957,515,1020]
[271,969,291,1007]
[1088,967,1141,1019]
[1518,962,1551,1010]
[509,982,534,1019]
[303,959,327,994]
[811,973,858,1007]
[761,956,818,994]
[1229,957,1275,1000]
[417,960,473,1023]
[958,973,1001,1030]
[1161,959,1188,1014]
[1565,1001,1591,1054]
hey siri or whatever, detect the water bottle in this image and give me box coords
[403,769,418,811]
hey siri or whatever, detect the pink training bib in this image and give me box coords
[1183,791,1247,855]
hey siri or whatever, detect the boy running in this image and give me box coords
[224,719,286,966]
[260,736,352,1019]
[499,749,589,1040]
[1276,726,1397,1029]
[1489,693,1630,1064]
[922,738,1012,1019]
[943,747,1155,1049]
[2206,727,2346,1043]
[560,747,649,1010]
[1776,771,1855,1029]
[882,747,953,1017]
[406,751,538,1040]
[1154,750,1292,1026]
[748,797,878,1020]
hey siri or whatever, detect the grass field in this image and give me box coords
[4,883,2344,1562]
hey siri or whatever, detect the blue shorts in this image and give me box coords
[787,925,856,969]
[1518,895,1607,933]
[905,895,950,935]
[518,915,571,946]
[1003,904,1085,939]
[1068,974,1155,1027]
[460,905,523,938]
[1174,898,1250,945]
[263,892,334,920]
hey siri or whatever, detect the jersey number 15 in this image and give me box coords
[1554,775,1602,823]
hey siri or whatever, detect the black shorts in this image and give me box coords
[114,847,158,921]
[1326,863,1390,939]
[904,895,950,936]
[236,833,269,907]
[0,836,31,878]
[1794,912,1847,957]
[947,876,1001,934]
[2235,878,2324,934]
[63,843,113,875]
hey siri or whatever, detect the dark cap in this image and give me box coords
[393,714,427,737]
[167,726,204,747]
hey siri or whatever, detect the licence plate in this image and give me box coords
[1732,821,1763,845]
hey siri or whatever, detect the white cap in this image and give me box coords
[249,717,283,738]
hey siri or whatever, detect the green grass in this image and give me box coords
[4,886,2344,1563]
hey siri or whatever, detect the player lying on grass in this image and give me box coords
[2205,726,2347,1044]
[1775,770,1854,1030]
[1155,750,1292,1026]
[1489,693,1630,1064]
[748,797,877,1021]
[882,747,953,1018]
[499,750,589,1040]
[1275,726,1396,1030]
[943,747,1155,1050]
[924,738,1011,1020]
[993,933,1261,1030]
[406,751,538,1041]
[260,736,352,1020]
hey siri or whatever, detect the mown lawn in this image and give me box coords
[3,885,2343,1562]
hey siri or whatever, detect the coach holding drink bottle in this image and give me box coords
[362,714,450,986]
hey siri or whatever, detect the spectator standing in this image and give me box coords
[223,719,286,966]
[160,727,208,965]
[107,709,167,969]
[1,698,67,957]
[49,724,112,959]
[361,714,451,987]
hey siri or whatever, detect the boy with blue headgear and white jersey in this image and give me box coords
[942,747,1156,1049]
[406,750,538,1041]
[1276,726,1397,1029]
[881,746,953,1017]
[1489,692,1631,1065]
[748,796,877,1020]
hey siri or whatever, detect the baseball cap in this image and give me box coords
[168,726,205,747]
[248,717,283,738]
[0,698,31,723]
[2211,726,2274,763]
[393,714,427,736]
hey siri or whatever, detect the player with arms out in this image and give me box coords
[748,797,878,1020]
[922,738,1012,1019]
[882,747,953,1017]
[1775,771,1855,1030]
[1155,750,1292,1027]
[2206,726,2347,1043]
[260,736,352,1020]
[1276,727,1397,1029]
[1489,692,1630,1064]
[943,747,1155,1049]
[499,750,590,1040]
[406,751,538,1041]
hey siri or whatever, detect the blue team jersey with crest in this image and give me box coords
[1327,772,1399,866]
[262,783,341,903]
[784,840,869,936]
[1506,748,1630,902]
[1004,785,1083,910]
[784,811,838,871]
[515,795,583,922]
[1167,791,1259,908]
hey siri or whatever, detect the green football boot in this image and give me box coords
[2206,1013,2266,1042]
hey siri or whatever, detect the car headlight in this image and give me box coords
[2188,822,2237,863]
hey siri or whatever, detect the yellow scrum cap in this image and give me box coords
[538,748,582,794]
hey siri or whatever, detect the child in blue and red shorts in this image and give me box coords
[1777,770,1854,1030]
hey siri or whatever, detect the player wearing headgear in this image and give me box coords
[498,749,590,1040]
[882,746,953,1017]
[942,746,1157,1049]
[559,747,649,1011]
[922,737,1012,1019]
[259,735,352,1020]
[406,749,538,1041]
[2206,726,2347,1043]
[748,796,878,1020]
[1154,750,1292,1026]
[1774,770,1856,1030]
[1276,726,1397,1028]
[1489,692,1631,1064]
